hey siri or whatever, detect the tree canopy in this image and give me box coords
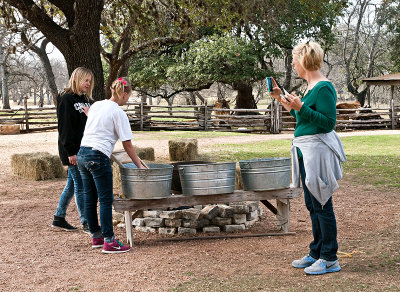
[128,0,348,108]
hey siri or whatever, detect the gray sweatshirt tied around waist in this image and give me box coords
[290,130,347,206]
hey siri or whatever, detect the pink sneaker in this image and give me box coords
[92,237,104,249]
[102,239,130,254]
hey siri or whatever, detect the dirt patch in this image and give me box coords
[0,130,399,291]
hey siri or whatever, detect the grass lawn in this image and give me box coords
[200,134,400,188]
[169,133,400,292]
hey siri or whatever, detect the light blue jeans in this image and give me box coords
[54,165,87,225]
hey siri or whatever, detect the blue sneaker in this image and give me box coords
[292,254,317,268]
[304,259,341,275]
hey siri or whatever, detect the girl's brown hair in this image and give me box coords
[292,41,324,71]
[110,77,132,101]
[63,67,94,101]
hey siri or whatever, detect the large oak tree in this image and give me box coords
[3,0,105,99]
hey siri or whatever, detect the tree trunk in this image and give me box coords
[104,62,120,99]
[217,83,225,101]
[283,49,293,90]
[188,92,198,112]
[7,0,105,101]
[63,45,104,101]
[194,92,205,104]
[21,36,59,105]
[38,84,44,107]
[0,46,10,109]
[232,81,257,113]
[33,87,37,106]
[118,32,132,77]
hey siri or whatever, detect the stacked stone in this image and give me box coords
[126,201,263,235]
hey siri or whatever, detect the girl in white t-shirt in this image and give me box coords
[77,77,145,254]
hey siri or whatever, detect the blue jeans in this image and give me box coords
[54,165,86,225]
[77,147,114,242]
[299,157,338,261]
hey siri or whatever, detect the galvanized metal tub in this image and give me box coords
[120,163,173,199]
[170,161,210,194]
[178,162,236,196]
[239,158,291,191]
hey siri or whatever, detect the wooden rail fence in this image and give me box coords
[1,101,399,133]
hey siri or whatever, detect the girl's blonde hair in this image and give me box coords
[292,41,324,71]
[63,67,94,101]
[110,77,132,101]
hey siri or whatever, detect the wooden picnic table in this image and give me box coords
[113,187,302,246]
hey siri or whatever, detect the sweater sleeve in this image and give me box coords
[58,97,78,156]
[297,86,336,132]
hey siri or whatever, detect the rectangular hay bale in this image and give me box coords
[11,152,65,181]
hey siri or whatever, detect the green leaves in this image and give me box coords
[129,34,267,92]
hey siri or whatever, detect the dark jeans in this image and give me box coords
[77,146,114,242]
[299,157,338,261]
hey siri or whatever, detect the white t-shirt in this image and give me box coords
[80,99,133,157]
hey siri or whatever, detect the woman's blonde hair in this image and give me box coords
[292,41,324,71]
[63,67,94,101]
[110,77,132,101]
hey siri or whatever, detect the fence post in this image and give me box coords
[277,102,281,133]
[269,100,274,133]
[270,100,280,134]
[204,99,208,131]
[24,96,29,133]
[390,85,396,129]
[140,101,144,131]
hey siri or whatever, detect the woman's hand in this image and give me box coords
[82,106,90,116]
[68,155,77,165]
[285,93,303,111]
[268,77,283,101]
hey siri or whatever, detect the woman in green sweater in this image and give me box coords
[270,41,345,275]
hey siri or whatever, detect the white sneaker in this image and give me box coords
[292,254,317,268]
[304,259,341,275]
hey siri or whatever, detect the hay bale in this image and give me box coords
[11,152,65,181]
[112,147,155,163]
[168,139,198,161]
[235,164,243,190]
[0,123,20,135]
[136,147,155,161]
[112,161,123,196]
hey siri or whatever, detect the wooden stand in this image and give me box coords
[113,187,302,246]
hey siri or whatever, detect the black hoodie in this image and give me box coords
[57,92,91,165]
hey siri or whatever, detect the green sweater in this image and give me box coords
[290,81,337,157]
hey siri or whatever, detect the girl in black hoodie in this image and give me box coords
[52,67,93,232]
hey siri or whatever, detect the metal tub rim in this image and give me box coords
[120,163,173,199]
[178,162,236,196]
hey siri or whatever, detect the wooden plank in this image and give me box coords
[113,188,302,211]
[211,115,270,119]
[155,232,296,242]
[21,126,57,132]
[260,200,278,215]
[276,199,290,232]
[336,119,391,124]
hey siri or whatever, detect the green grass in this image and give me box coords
[133,130,252,140]
[341,135,400,188]
[133,131,400,188]
[202,139,292,161]
[201,134,400,188]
